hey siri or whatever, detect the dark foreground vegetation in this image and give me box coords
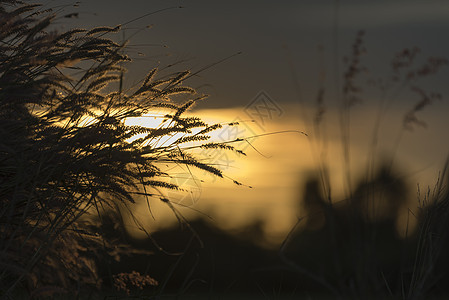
[0,1,240,298]
[1,1,449,299]
[96,162,449,299]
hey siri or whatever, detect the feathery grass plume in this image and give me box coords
[0,1,240,296]
[87,25,121,36]
[282,24,448,298]
[342,30,366,107]
[403,87,442,131]
[408,161,449,299]
[175,134,210,144]
[200,142,246,156]
[197,123,223,135]
[339,30,367,195]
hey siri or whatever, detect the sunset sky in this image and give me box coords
[52,0,449,244]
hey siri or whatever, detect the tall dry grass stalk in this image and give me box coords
[408,161,449,299]
[0,1,243,297]
[284,30,449,298]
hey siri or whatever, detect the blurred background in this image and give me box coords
[42,0,449,296]
[21,0,449,299]
[0,0,449,300]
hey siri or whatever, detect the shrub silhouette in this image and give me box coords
[0,1,241,296]
[284,163,410,297]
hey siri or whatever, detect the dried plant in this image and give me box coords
[408,161,449,299]
[0,1,242,297]
[286,29,448,299]
[113,271,158,295]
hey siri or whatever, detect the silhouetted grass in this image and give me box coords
[0,1,244,298]
[281,30,449,299]
[2,2,449,299]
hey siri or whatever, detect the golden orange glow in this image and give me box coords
[122,103,449,245]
